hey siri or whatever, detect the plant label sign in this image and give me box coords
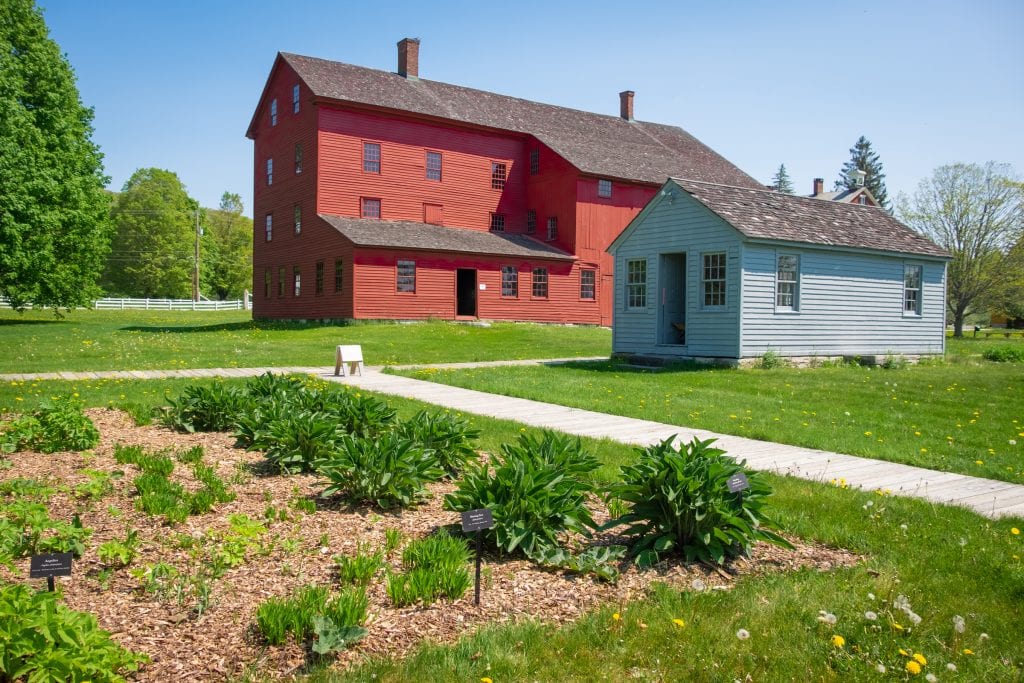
[727,473,750,493]
[461,508,494,533]
[29,553,73,579]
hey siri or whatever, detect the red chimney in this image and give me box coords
[619,90,634,121]
[813,177,824,195]
[398,38,420,79]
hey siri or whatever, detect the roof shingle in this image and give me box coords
[671,179,949,258]
[319,214,575,260]
[274,53,760,189]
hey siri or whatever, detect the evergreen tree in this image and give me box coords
[104,169,197,298]
[771,164,794,194]
[204,192,253,300]
[0,0,112,312]
[836,136,889,209]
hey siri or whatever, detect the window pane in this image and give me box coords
[529,149,539,176]
[598,179,612,198]
[293,267,301,297]
[426,151,442,181]
[334,259,343,293]
[264,268,270,298]
[501,265,518,297]
[361,198,380,219]
[265,214,272,242]
[292,84,300,113]
[294,204,301,234]
[270,98,277,125]
[490,213,504,232]
[278,267,285,296]
[626,259,646,309]
[295,144,302,174]
[363,142,381,173]
[776,254,798,308]
[702,253,726,307]
[580,269,595,300]
[904,265,922,313]
[491,162,506,189]
[546,216,557,241]
[532,268,548,298]
[315,261,324,295]
[526,210,536,234]
[397,260,416,292]
[266,158,273,185]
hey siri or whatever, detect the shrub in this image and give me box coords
[393,410,480,476]
[1,396,99,453]
[444,431,599,561]
[982,345,1024,363]
[317,433,444,509]
[606,436,792,566]
[0,581,147,682]
[161,383,251,433]
[263,411,344,474]
[757,349,785,369]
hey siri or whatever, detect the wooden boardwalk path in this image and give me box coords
[4,361,1022,520]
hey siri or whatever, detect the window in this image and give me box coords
[293,267,301,297]
[423,203,443,225]
[397,260,416,293]
[292,84,300,113]
[546,216,558,241]
[529,149,539,175]
[295,144,302,174]
[532,267,548,298]
[363,142,381,173]
[702,252,727,308]
[293,204,301,234]
[266,158,273,185]
[626,259,647,309]
[277,267,285,297]
[264,268,270,298]
[491,162,506,190]
[264,214,272,242]
[498,265,518,297]
[490,213,505,232]
[526,209,536,234]
[857,195,867,205]
[904,264,922,315]
[315,261,324,295]
[598,179,612,198]
[580,269,596,300]
[361,198,381,219]
[775,254,799,310]
[270,98,277,126]
[426,151,442,181]
[334,259,343,293]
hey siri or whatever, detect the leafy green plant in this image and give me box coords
[190,462,235,507]
[606,436,792,566]
[161,382,251,433]
[757,349,786,369]
[383,528,404,554]
[0,502,92,559]
[175,445,205,464]
[0,581,148,682]
[0,477,54,501]
[316,433,444,509]
[393,410,480,476]
[326,392,397,437]
[97,530,140,567]
[262,411,343,474]
[74,469,116,501]
[444,431,599,561]
[0,395,99,453]
[401,529,472,570]
[133,471,190,524]
[386,530,472,607]
[334,544,385,585]
[982,345,1024,362]
[255,584,367,653]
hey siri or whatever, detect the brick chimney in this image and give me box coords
[813,177,824,195]
[397,38,420,79]
[619,90,634,121]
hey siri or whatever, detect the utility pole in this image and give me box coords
[192,208,200,301]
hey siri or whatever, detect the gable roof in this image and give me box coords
[810,186,878,205]
[252,52,760,189]
[319,214,575,261]
[670,179,949,258]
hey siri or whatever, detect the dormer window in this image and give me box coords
[292,84,300,113]
[270,98,277,126]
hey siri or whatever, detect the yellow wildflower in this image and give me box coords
[612,612,621,621]
[1012,527,1020,535]
[831,634,845,648]
[481,678,493,683]
[672,618,685,628]
[913,653,927,665]
[963,648,974,655]
[892,622,905,631]
[975,460,984,465]
[906,660,922,675]
[899,648,909,656]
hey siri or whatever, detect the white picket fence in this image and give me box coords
[1,295,248,311]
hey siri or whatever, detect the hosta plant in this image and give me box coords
[161,382,251,433]
[606,436,792,567]
[393,410,480,476]
[443,431,600,561]
[316,434,443,509]
[262,411,344,474]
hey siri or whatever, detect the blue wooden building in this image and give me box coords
[608,178,950,363]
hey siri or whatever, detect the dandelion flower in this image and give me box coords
[673,618,685,628]
[831,634,845,648]
[817,610,837,625]
[892,622,905,631]
[899,648,909,656]
[736,629,750,640]
[908,611,922,626]
[952,615,965,633]
[975,460,984,465]
[913,653,927,665]
[864,611,878,621]
[906,660,922,675]
[867,592,876,600]
[612,612,621,621]
[963,648,974,655]
[481,678,493,683]
[1012,528,1020,535]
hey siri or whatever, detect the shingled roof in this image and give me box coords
[671,179,949,258]
[319,214,575,260]
[260,52,760,189]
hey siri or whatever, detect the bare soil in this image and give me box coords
[0,409,860,681]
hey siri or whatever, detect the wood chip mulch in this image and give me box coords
[0,408,860,681]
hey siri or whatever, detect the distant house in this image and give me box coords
[608,178,950,363]
[245,39,759,324]
[808,171,879,206]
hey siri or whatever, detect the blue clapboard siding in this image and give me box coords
[611,192,741,358]
[739,244,946,357]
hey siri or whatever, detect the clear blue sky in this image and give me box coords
[41,0,1023,216]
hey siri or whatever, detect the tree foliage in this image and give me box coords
[989,231,1024,321]
[771,164,794,194]
[898,163,1023,336]
[836,136,889,209]
[104,168,197,298]
[0,0,112,312]
[203,192,252,300]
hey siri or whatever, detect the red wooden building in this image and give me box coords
[246,39,760,324]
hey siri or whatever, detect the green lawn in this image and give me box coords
[393,350,1024,484]
[0,309,610,372]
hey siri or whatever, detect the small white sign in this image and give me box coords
[479,283,487,290]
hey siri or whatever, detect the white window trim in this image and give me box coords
[774,252,800,313]
[903,263,923,317]
[701,251,727,311]
[625,258,647,310]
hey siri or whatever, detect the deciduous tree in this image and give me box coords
[898,163,1023,336]
[0,0,112,312]
[204,192,253,300]
[836,136,889,209]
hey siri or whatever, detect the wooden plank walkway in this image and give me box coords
[330,369,1024,521]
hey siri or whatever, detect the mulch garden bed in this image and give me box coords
[0,408,860,681]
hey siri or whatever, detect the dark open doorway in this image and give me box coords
[456,269,477,317]
[658,253,686,345]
